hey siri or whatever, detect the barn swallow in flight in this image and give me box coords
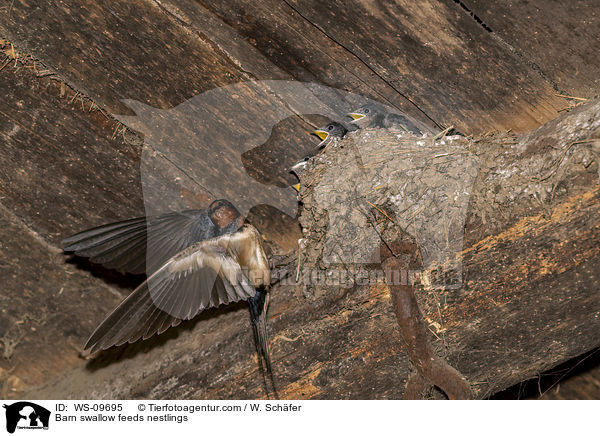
[312,121,348,148]
[63,199,274,373]
[348,103,423,135]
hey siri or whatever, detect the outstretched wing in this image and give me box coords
[62,210,218,275]
[84,226,267,353]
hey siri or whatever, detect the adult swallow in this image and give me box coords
[312,121,348,148]
[63,199,274,373]
[348,103,423,135]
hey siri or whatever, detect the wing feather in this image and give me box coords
[84,226,267,352]
[63,210,218,275]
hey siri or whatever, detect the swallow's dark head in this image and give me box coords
[209,199,243,230]
[312,122,348,147]
[348,103,383,127]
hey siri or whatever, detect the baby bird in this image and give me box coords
[348,102,423,135]
[312,121,348,148]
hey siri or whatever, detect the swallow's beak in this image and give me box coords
[292,183,301,193]
[312,129,329,141]
[348,112,365,123]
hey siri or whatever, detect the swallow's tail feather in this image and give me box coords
[247,287,278,398]
[247,287,272,374]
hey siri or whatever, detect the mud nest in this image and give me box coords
[295,127,477,292]
[294,102,600,295]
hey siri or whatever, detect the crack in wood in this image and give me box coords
[449,0,565,94]
[140,2,339,133]
[451,0,493,32]
[279,0,444,130]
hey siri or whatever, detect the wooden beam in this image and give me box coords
[0,203,123,398]
[0,49,145,243]
[24,100,600,400]
[462,0,600,97]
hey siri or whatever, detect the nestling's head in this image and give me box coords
[347,102,384,128]
[311,122,348,147]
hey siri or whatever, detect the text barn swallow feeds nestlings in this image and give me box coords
[62,199,274,374]
[348,103,423,135]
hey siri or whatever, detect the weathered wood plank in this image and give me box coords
[0,52,145,244]
[463,0,600,97]
[155,0,438,129]
[0,203,123,398]
[1,0,584,136]
[23,100,600,400]
[196,0,567,133]
[0,49,149,396]
[0,0,245,113]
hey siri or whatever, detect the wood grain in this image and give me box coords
[464,0,600,97]
[23,101,600,400]
[1,0,599,399]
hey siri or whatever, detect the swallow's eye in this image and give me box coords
[327,125,334,131]
[364,108,370,114]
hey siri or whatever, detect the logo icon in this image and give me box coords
[2,402,50,434]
